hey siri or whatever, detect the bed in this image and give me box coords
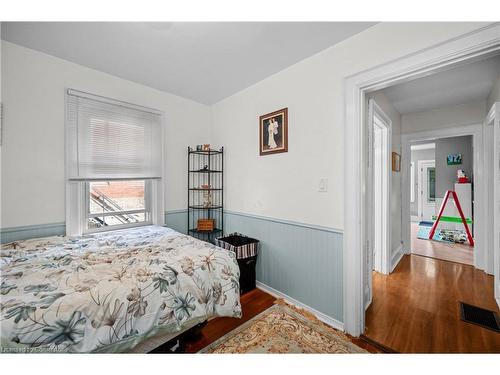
[0,225,241,353]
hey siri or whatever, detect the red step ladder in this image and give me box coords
[428,190,474,246]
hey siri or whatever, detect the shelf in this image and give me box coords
[189,149,223,155]
[189,188,222,191]
[189,205,222,210]
[188,228,222,234]
[189,170,222,173]
[188,146,223,243]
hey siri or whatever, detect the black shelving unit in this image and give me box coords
[187,147,223,243]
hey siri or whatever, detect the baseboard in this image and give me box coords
[256,281,344,331]
[390,244,404,272]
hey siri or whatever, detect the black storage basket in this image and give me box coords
[215,233,259,295]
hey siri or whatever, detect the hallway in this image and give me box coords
[410,222,474,265]
[364,255,500,353]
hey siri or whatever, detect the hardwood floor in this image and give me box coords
[365,254,500,353]
[151,288,381,353]
[411,222,474,265]
[184,288,276,353]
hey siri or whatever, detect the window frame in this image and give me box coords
[84,179,153,234]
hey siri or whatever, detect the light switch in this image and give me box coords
[319,178,328,192]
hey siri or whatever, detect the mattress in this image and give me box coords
[0,225,241,353]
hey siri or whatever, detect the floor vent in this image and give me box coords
[459,302,500,333]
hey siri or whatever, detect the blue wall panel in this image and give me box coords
[224,211,343,323]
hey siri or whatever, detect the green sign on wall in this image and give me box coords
[447,153,462,165]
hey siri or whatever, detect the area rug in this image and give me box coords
[199,302,367,353]
[417,223,467,244]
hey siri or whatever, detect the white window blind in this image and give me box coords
[66,89,162,180]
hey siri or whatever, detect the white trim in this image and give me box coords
[402,123,483,265]
[410,143,435,151]
[344,23,500,337]
[256,281,344,332]
[484,102,500,302]
[390,244,404,273]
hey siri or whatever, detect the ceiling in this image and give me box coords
[1,22,375,105]
[382,54,500,114]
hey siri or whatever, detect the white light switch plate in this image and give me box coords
[319,178,328,192]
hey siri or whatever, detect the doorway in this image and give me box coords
[417,160,435,221]
[409,134,475,266]
[343,24,500,338]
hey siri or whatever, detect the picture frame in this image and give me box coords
[392,152,401,172]
[259,108,288,156]
[447,153,462,165]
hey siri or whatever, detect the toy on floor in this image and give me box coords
[428,189,474,246]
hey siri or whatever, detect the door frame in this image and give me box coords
[484,102,500,305]
[343,23,500,337]
[417,159,436,221]
[366,99,392,308]
[402,124,483,268]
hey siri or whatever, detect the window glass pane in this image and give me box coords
[427,168,435,202]
[89,180,145,214]
[88,213,147,230]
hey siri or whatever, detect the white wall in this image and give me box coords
[402,100,486,134]
[1,41,211,228]
[488,70,500,109]
[368,92,402,255]
[211,22,488,230]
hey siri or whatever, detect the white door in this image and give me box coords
[418,160,436,221]
[365,99,392,310]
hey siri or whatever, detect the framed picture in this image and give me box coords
[447,153,462,165]
[259,108,288,155]
[392,152,401,172]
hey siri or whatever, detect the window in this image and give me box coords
[87,180,151,232]
[427,167,436,202]
[66,89,163,235]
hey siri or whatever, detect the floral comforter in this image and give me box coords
[0,226,241,353]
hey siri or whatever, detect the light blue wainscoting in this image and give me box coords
[224,210,344,323]
[0,222,66,244]
[1,209,189,244]
[164,209,188,234]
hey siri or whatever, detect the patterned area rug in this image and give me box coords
[199,302,367,353]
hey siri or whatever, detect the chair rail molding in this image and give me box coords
[344,23,500,337]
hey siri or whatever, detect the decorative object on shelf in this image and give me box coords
[196,144,203,151]
[202,190,212,207]
[392,152,401,172]
[188,146,223,243]
[197,218,215,232]
[259,108,288,156]
[457,169,470,183]
[447,153,462,165]
[202,144,211,151]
